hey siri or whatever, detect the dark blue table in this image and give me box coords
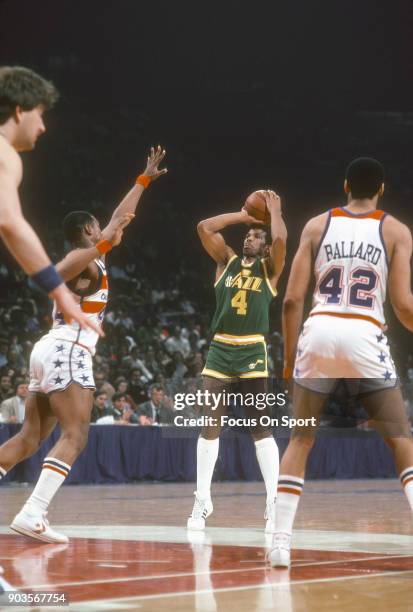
[0,424,396,484]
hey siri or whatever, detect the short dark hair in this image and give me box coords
[0,66,59,124]
[94,390,107,399]
[345,157,384,199]
[112,392,126,402]
[150,384,164,394]
[63,211,95,243]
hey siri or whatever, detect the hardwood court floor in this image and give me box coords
[1,480,413,611]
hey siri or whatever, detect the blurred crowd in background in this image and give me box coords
[1,211,413,429]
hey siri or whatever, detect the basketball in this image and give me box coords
[244,190,271,225]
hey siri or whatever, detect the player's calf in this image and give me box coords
[0,431,41,475]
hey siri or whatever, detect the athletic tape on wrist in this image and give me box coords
[96,239,113,255]
[31,265,63,294]
[136,174,152,188]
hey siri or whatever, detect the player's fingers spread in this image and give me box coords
[85,317,104,337]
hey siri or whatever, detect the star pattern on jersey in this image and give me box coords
[77,350,86,358]
[53,359,63,368]
[53,376,64,385]
[383,370,392,381]
[378,352,386,363]
[80,374,89,383]
[76,361,85,370]
[55,344,65,353]
[376,334,384,343]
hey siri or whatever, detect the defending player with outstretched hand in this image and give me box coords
[0,146,167,544]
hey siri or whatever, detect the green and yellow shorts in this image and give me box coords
[202,333,268,379]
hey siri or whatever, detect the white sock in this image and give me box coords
[400,466,413,511]
[23,457,71,515]
[0,466,6,480]
[275,474,305,535]
[255,437,279,504]
[196,437,219,500]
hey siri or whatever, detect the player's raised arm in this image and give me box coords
[282,219,314,378]
[197,209,259,267]
[386,218,413,331]
[263,190,287,288]
[107,145,167,225]
[56,213,134,282]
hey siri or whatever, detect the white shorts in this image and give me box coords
[294,315,398,394]
[29,335,95,395]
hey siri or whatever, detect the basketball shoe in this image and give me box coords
[10,509,68,544]
[268,532,291,567]
[187,493,213,530]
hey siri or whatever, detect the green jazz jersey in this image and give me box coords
[210,255,277,338]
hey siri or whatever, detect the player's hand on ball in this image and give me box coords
[143,145,167,181]
[264,190,282,213]
[102,213,135,247]
[240,207,265,225]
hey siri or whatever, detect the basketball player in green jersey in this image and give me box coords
[187,190,287,532]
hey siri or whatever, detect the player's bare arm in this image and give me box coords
[107,145,167,227]
[282,213,328,377]
[56,213,134,283]
[262,190,287,289]
[197,210,258,281]
[383,216,413,331]
[0,142,51,273]
[0,140,102,335]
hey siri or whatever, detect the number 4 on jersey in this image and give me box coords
[231,289,248,315]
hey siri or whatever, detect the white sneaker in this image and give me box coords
[10,510,68,544]
[187,493,213,531]
[268,532,291,567]
[264,498,276,534]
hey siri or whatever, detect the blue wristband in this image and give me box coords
[31,264,63,294]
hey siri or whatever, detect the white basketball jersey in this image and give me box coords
[47,258,108,354]
[310,207,388,327]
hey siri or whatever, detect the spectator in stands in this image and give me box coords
[91,390,113,423]
[182,319,201,352]
[7,347,25,372]
[0,375,13,402]
[165,325,191,359]
[0,382,28,423]
[128,368,148,404]
[169,351,188,391]
[137,384,174,425]
[145,347,162,378]
[115,378,138,412]
[94,370,115,400]
[0,341,8,369]
[111,392,137,424]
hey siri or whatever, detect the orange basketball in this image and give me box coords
[244,190,271,225]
